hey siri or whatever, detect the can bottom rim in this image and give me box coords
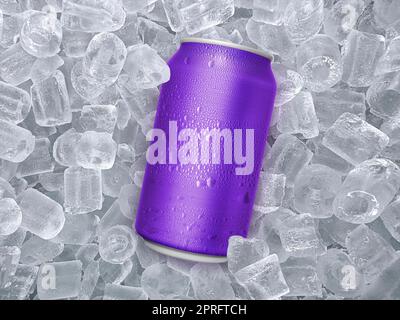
[143,239,228,264]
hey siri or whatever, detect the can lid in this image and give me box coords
[181,37,274,61]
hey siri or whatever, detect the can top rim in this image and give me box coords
[180,37,274,61]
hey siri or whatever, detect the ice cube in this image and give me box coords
[71,60,106,100]
[99,258,132,284]
[0,228,26,247]
[318,216,356,247]
[361,257,400,299]
[76,131,117,170]
[178,0,235,35]
[18,188,65,239]
[322,113,389,166]
[83,32,127,86]
[135,238,166,269]
[380,199,400,242]
[99,225,137,264]
[31,70,72,127]
[20,235,64,265]
[246,19,294,60]
[252,0,289,25]
[342,30,385,87]
[277,91,319,138]
[137,17,176,60]
[234,254,289,300]
[64,167,102,214]
[316,248,364,298]
[296,35,343,92]
[366,72,400,119]
[227,235,269,274]
[161,0,185,32]
[104,284,148,300]
[312,88,366,131]
[53,213,98,245]
[272,63,304,106]
[0,120,35,163]
[323,0,365,44]
[281,257,323,297]
[0,198,22,236]
[53,128,82,167]
[16,138,54,178]
[20,11,62,58]
[166,257,194,276]
[0,246,20,288]
[376,36,400,75]
[141,263,190,299]
[102,162,132,198]
[283,0,324,44]
[120,44,170,91]
[0,264,38,300]
[97,200,133,236]
[39,172,64,192]
[75,243,99,268]
[346,224,397,283]
[80,105,117,134]
[61,0,126,33]
[0,81,31,124]
[254,172,286,214]
[62,29,93,58]
[293,164,342,218]
[263,134,313,186]
[279,213,326,257]
[118,183,140,219]
[373,0,400,28]
[37,260,82,300]
[333,159,400,224]
[78,260,99,300]
[0,177,15,199]
[116,100,131,131]
[0,160,18,181]
[30,55,64,84]
[0,43,36,86]
[190,263,235,300]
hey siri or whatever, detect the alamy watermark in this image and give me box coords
[145,121,255,176]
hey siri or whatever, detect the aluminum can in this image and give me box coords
[135,38,276,262]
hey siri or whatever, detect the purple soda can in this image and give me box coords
[135,38,276,263]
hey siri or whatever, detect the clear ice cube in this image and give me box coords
[277,91,319,139]
[80,104,117,134]
[61,0,126,33]
[316,248,364,298]
[322,113,389,166]
[0,119,35,163]
[0,198,22,236]
[20,11,62,58]
[0,81,31,124]
[346,224,397,283]
[141,263,190,299]
[76,131,117,170]
[333,159,400,224]
[341,30,385,87]
[37,260,82,300]
[99,225,137,264]
[296,35,343,92]
[64,166,102,214]
[293,164,342,218]
[263,134,313,186]
[18,188,65,239]
[31,70,72,127]
[234,254,289,300]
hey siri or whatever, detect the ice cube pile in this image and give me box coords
[1,0,400,301]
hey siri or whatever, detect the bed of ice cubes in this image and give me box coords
[1,0,400,300]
